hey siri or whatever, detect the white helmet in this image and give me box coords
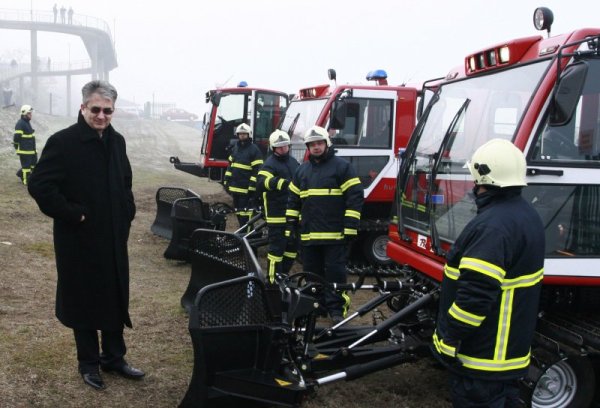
[303,126,331,147]
[468,139,527,188]
[235,123,252,136]
[269,130,291,149]
[20,104,33,115]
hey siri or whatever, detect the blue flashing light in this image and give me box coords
[237,81,248,87]
[366,69,388,81]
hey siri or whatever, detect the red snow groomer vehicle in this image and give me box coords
[388,7,600,407]
[151,83,289,242]
[279,69,421,266]
[170,82,289,181]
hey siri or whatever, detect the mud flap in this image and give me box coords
[180,276,306,408]
[180,229,263,313]
[150,187,199,239]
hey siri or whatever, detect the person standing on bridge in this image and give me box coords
[53,4,58,23]
[28,80,145,391]
[431,139,545,407]
[13,105,37,185]
[68,7,73,24]
[60,5,66,23]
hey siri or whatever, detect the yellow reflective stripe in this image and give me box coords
[345,209,361,219]
[460,257,505,283]
[341,177,361,192]
[266,216,286,224]
[14,130,24,135]
[228,155,233,161]
[16,149,36,154]
[457,352,530,372]
[20,134,34,138]
[258,170,273,178]
[495,288,514,361]
[289,182,301,195]
[401,197,427,212]
[286,209,300,218]
[250,176,257,182]
[284,230,291,237]
[433,331,457,357]
[229,186,249,193]
[283,251,296,259]
[344,228,357,236]
[300,232,344,241]
[277,178,286,190]
[502,268,544,289]
[300,188,343,198]
[248,186,256,192]
[251,159,263,167]
[232,162,252,170]
[448,303,485,327]
[444,265,460,280]
[267,253,283,284]
[342,291,351,316]
[225,171,232,177]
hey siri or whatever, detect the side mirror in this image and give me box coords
[330,100,347,129]
[550,61,588,126]
[210,93,222,107]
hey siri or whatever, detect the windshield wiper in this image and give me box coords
[427,98,470,257]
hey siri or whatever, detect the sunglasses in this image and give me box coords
[88,106,114,115]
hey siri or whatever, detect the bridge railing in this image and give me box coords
[0,8,112,39]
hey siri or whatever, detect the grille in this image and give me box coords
[194,277,270,327]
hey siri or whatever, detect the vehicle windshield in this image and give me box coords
[398,60,551,243]
[279,98,328,161]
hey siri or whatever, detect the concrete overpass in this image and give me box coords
[0,8,117,115]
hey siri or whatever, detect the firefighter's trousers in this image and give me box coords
[18,153,37,185]
[266,225,297,283]
[301,243,350,318]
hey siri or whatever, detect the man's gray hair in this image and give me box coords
[81,80,118,104]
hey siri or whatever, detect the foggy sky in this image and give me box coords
[1,0,600,116]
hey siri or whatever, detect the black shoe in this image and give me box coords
[101,363,145,379]
[82,372,106,390]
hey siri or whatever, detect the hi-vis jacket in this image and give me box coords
[257,152,299,225]
[14,116,36,155]
[432,188,545,380]
[286,148,364,245]
[223,140,263,196]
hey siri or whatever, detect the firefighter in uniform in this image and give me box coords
[432,139,545,407]
[14,104,38,184]
[286,126,364,323]
[257,130,300,283]
[223,123,264,228]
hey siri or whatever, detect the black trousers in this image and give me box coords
[266,225,297,283]
[232,193,252,229]
[73,328,126,374]
[301,244,349,317]
[17,153,37,185]
[449,372,521,408]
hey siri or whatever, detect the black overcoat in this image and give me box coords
[28,112,135,330]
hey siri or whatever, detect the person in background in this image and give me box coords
[432,139,545,407]
[60,5,66,23]
[28,80,144,391]
[68,6,73,24]
[286,126,364,324]
[223,123,263,228]
[53,4,58,23]
[13,104,37,185]
[257,130,299,283]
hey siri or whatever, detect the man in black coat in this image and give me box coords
[28,80,144,390]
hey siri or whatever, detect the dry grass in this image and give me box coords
[0,111,450,407]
